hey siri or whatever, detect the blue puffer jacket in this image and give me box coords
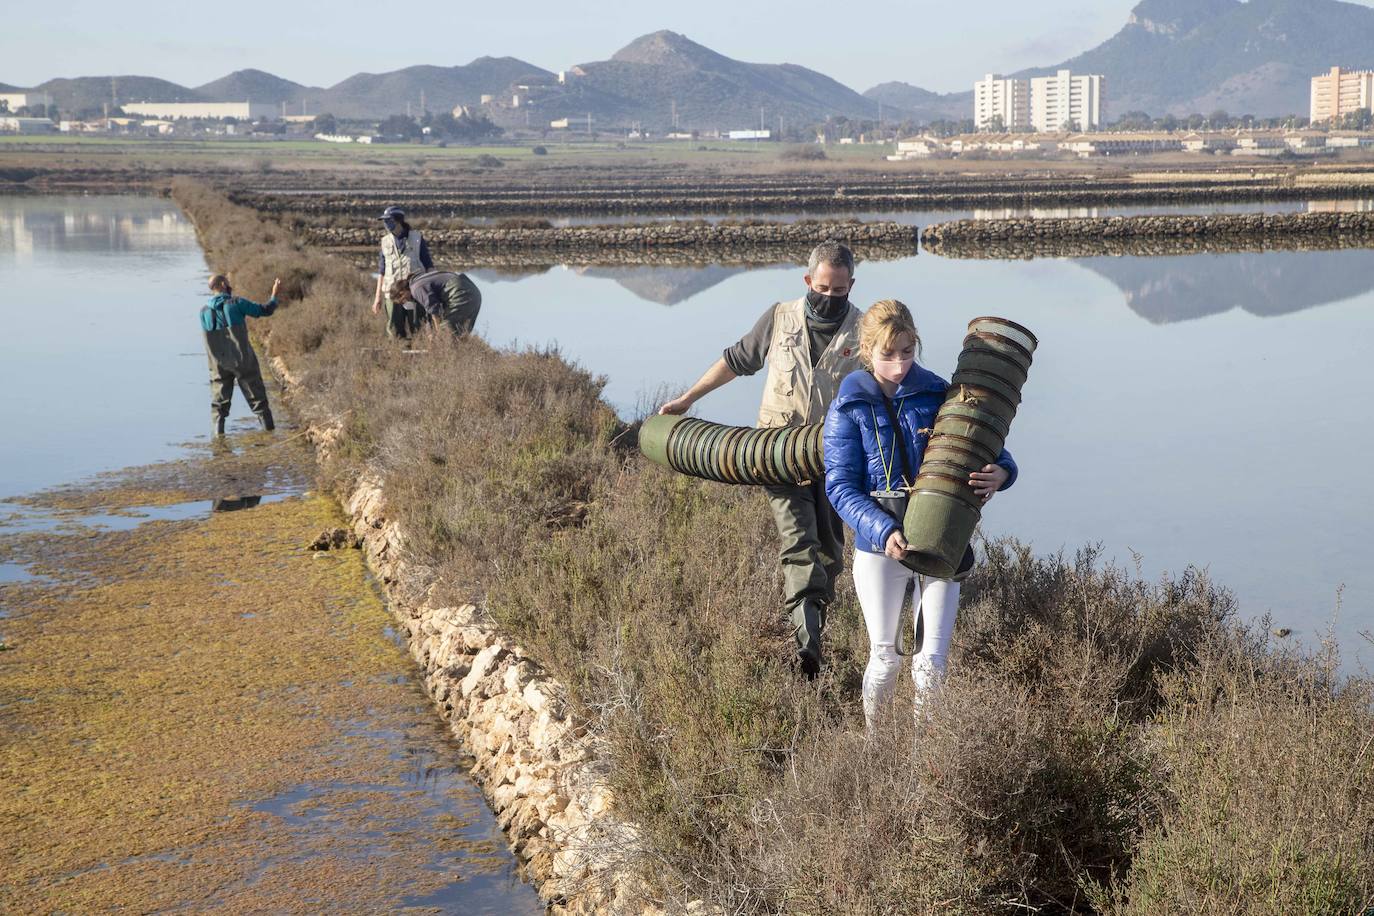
[823,365,1018,554]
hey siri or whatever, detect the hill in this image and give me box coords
[863,82,969,122]
[195,69,315,107]
[1021,0,1374,116]
[37,76,202,113]
[551,31,892,130]
[316,57,554,119]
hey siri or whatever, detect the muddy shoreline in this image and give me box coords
[0,440,542,912]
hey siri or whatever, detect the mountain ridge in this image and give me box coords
[14,10,1374,126]
[1009,0,1374,116]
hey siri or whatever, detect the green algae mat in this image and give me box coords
[0,449,540,913]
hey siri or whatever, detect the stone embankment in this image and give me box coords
[235,174,1374,218]
[306,220,919,252]
[921,210,1374,248]
[270,359,663,915]
[328,242,917,275]
[921,230,1374,260]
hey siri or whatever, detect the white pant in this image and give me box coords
[851,549,960,728]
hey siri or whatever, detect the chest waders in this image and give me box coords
[204,303,274,433]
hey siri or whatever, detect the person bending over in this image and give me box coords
[391,269,482,336]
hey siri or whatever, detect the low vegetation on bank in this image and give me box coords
[172,178,1374,915]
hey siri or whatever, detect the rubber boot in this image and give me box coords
[257,409,275,432]
[793,597,826,680]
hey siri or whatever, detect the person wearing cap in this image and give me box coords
[202,274,280,435]
[372,206,434,339]
[390,269,482,337]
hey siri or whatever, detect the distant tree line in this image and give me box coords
[1109,109,1312,132]
[0,101,60,120]
[306,111,503,142]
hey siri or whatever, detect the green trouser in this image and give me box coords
[384,299,422,338]
[765,477,845,663]
[211,364,270,420]
[205,325,271,422]
[439,273,482,336]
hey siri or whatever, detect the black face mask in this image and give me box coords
[806,288,848,318]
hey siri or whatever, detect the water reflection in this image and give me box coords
[1306,199,1374,213]
[0,195,215,498]
[575,263,754,306]
[1078,248,1374,324]
[0,197,197,262]
[211,495,263,512]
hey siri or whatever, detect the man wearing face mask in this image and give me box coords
[658,240,863,678]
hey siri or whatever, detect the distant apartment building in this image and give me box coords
[1309,67,1374,124]
[974,74,1029,130]
[1030,70,1103,132]
[122,101,278,121]
[0,91,54,113]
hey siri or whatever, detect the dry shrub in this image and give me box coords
[1094,637,1374,916]
[171,178,1374,915]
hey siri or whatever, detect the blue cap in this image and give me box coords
[379,205,406,220]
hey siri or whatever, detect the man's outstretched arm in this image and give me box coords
[658,358,738,415]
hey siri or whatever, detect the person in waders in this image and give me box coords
[202,274,279,436]
[823,300,1017,731]
[658,240,863,679]
[390,269,482,336]
[371,206,433,340]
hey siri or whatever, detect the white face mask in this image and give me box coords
[872,356,913,384]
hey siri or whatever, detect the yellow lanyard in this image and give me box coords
[870,398,907,491]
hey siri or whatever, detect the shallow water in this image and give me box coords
[471,239,1374,671]
[0,196,244,498]
[0,194,543,911]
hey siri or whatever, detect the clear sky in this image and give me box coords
[7,0,1374,96]
[0,0,1150,95]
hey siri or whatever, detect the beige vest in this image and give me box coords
[381,230,427,300]
[757,296,862,428]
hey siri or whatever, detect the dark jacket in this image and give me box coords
[823,365,1017,554]
[408,270,479,317]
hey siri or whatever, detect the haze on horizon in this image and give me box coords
[12,0,1356,96]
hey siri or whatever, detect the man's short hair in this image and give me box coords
[208,274,230,292]
[807,240,855,277]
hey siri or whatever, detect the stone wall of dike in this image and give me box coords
[269,358,671,916]
[920,231,1374,261]
[234,177,1368,218]
[920,210,1374,245]
[305,220,919,251]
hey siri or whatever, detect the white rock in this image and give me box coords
[459,644,505,697]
